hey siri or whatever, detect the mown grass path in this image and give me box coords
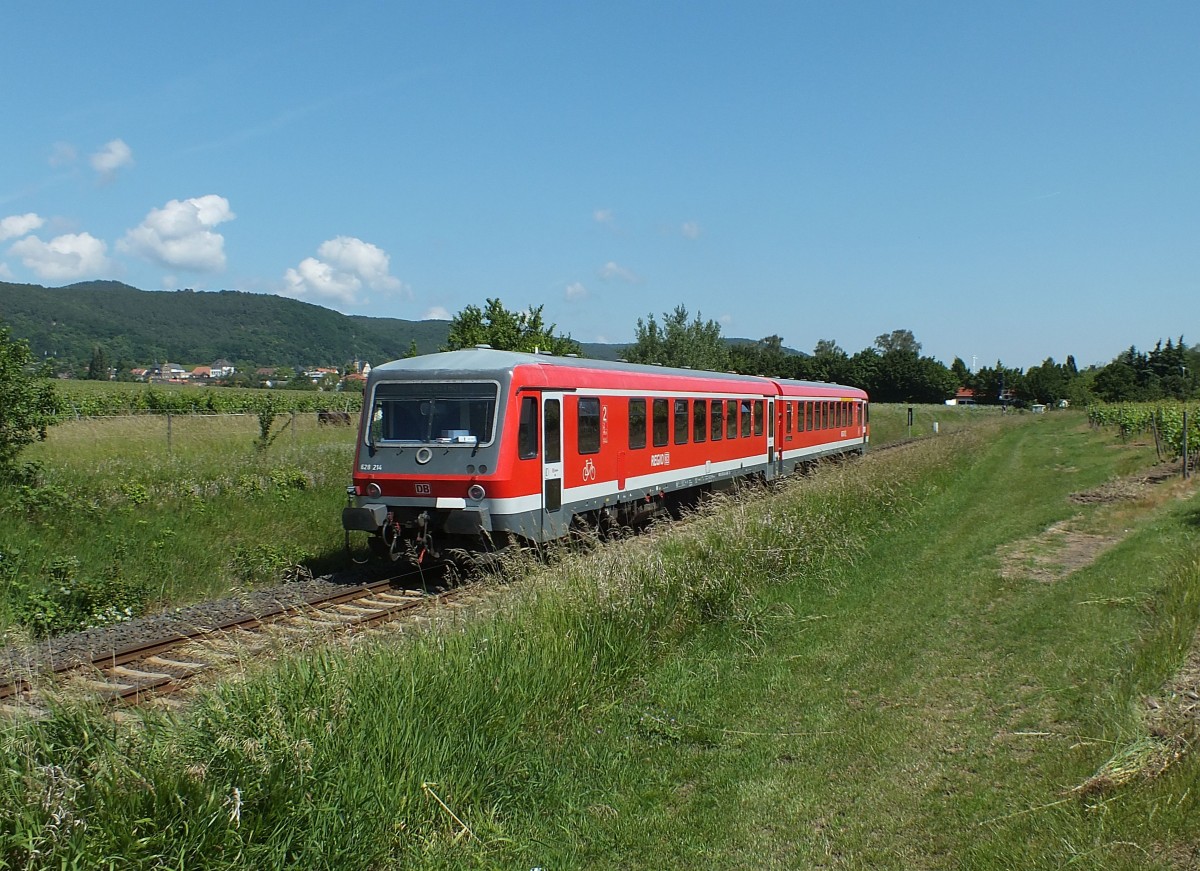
[548,414,1200,869]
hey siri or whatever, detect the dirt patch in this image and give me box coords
[1000,461,1193,584]
[1147,633,1200,741]
[1069,459,1186,505]
[998,520,1121,584]
[1075,629,1200,800]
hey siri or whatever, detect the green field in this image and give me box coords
[0,411,357,639]
[1,408,1198,868]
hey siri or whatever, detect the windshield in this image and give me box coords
[369,381,498,445]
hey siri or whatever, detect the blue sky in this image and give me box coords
[2,2,1195,369]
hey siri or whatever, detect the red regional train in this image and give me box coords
[342,348,869,561]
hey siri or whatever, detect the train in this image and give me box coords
[342,348,869,562]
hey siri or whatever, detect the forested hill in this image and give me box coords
[0,280,454,368]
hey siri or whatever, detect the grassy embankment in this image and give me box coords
[0,401,976,639]
[0,412,355,638]
[2,408,1198,868]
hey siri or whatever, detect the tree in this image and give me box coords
[86,344,109,380]
[874,329,921,355]
[727,335,789,376]
[800,339,852,384]
[443,298,582,356]
[1019,357,1069,405]
[626,305,728,371]
[972,361,1026,406]
[0,325,60,479]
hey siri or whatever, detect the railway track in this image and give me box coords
[0,568,477,713]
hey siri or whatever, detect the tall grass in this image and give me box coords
[0,413,355,638]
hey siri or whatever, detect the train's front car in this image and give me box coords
[342,351,522,563]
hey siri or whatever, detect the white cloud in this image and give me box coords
[593,208,614,224]
[282,236,407,306]
[423,306,451,320]
[0,213,44,241]
[597,260,639,283]
[565,281,588,301]
[681,221,702,239]
[120,195,235,272]
[315,236,402,292]
[90,139,134,179]
[0,262,13,281]
[8,232,111,281]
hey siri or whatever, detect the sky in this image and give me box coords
[1,2,1196,370]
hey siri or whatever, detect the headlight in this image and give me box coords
[367,482,382,497]
[467,484,486,501]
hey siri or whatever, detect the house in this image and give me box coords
[307,366,340,383]
[192,366,212,380]
[154,362,187,381]
[945,387,976,406]
[211,359,236,378]
[130,367,149,381]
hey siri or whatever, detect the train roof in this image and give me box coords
[368,348,867,399]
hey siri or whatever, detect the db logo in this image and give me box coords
[414,483,432,495]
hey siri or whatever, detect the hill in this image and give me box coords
[0,281,451,368]
[0,280,801,371]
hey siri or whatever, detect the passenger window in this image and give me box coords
[710,399,723,441]
[578,397,601,454]
[653,398,669,447]
[544,399,561,463]
[786,403,793,433]
[726,400,737,439]
[674,399,689,445]
[628,398,647,450]
[753,400,764,436]
[518,396,538,459]
[693,399,707,443]
[741,401,752,437]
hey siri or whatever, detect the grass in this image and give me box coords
[0,412,356,638]
[2,410,1198,868]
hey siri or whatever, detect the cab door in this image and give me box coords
[541,392,565,541]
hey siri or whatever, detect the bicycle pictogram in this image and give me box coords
[582,459,597,482]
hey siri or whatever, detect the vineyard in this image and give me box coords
[1087,401,1199,467]
[52,380,362,419]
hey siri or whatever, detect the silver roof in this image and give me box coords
[368,348,863,395]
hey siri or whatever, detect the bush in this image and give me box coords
[0,325,59,480]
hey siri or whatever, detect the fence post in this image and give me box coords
[1184,410,1190,480]
[167,412,173,455]
[291,410,296,445]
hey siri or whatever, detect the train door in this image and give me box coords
[768,399,779,478]
[541,392,565,541]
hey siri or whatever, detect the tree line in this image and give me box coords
[446,301,1200,407]
[3,299,1196,480]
